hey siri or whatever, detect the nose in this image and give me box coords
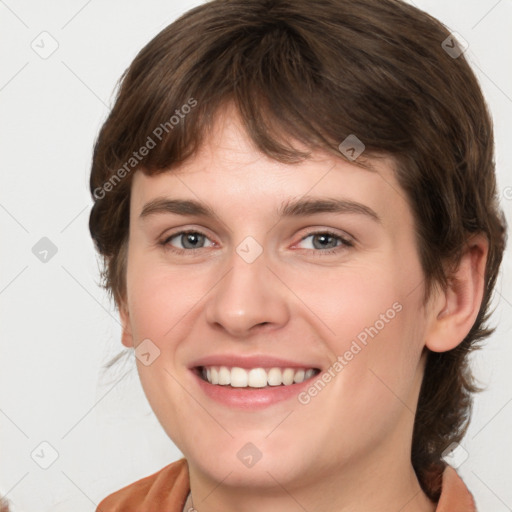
[204,245,290,338]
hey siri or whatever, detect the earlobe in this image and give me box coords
[424,234,489,353]
[119,304,134,348]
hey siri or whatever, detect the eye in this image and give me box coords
[159,229,353,256]
[295,231,353,253]
[162,230,214,251]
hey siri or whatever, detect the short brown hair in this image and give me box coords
[89,0,507,499]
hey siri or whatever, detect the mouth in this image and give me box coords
[194,366,321,389]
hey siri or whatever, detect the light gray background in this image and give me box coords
[1,1,511,511]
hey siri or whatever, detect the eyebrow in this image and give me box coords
[139,197,381,223]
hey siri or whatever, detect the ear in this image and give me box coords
[425,234,489,352]
[119,303,134,348]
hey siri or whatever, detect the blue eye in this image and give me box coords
[163,231,214,251]
[160,229,353,256]
[296,231,353,253]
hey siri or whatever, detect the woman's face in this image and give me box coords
[122,106,434,489]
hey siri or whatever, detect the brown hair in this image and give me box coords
[89,0,507,500]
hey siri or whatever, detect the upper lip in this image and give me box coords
[189,354,322,370]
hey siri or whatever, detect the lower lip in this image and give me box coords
[191,370,316,409]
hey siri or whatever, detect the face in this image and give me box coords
[122,106,433,489]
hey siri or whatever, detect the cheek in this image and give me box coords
[280,261,405,346]
[126,256,208,342]
[294,284,426,460]
[284,257,426,404]
[125,257,209,444]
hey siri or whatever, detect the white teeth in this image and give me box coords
[218,366,231,385]
[201,366,318,388]
[282,368,295,385]
[267,367,282,386]
[293,369,305,383]
[248,368,268,388]
[230,367,248,387]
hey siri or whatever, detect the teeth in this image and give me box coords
[282,368,295,385]
[293,369,305,383]
[201,366,318,388]
[304,368,316,380]
[248,368,267,388]
[231,367,248,387]
[267,367,282,386]
[218,366,230,385]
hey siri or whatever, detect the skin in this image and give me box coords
[120,104,488,512]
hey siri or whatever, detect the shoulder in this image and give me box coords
[436,465,476,512]
[96,458,189,512]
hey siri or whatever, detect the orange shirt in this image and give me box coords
[96,458,476,511]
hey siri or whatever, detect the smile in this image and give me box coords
[198,366,320,388]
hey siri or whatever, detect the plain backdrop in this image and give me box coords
[1,1,511,511]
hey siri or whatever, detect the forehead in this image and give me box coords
[131,106,412,233]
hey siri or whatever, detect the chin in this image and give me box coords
[183,439,312,489]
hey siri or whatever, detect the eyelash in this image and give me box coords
[159,229,354,256]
